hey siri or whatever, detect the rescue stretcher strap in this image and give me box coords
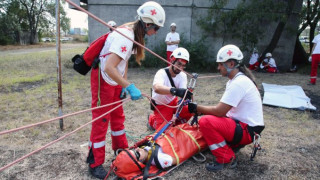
[178,127,201,152]
[163,134,180,165]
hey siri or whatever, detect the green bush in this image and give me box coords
[129,34,216,72]
[179,35,216,72]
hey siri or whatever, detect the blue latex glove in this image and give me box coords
[120,88,128,99]
[126,83,142,100]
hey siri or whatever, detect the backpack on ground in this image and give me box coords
[71,32,110,75]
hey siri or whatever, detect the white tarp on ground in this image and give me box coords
[262,83,317,111]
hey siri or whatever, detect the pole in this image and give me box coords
[55,0,63,130]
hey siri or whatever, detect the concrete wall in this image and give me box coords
[70,0,302,71]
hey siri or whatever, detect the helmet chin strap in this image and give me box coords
[223,63,239,77]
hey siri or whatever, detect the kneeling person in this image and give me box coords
[148,47,193,130]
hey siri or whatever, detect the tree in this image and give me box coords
[197,0,288,52]
[300,0,319,50]
[258,0,297,63]
[0,0,70,45]
[291,0,319,65]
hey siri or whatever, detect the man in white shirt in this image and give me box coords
[165,23,180,66]
[309,32,320,85]
[148,47,193,130]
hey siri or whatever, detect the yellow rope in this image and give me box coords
[178,127,201,152]
[163,134,180,165]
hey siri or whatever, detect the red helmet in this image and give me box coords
[112,149,145,176]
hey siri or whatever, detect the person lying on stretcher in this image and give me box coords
[111,123,207,180]
[130,145,177,169]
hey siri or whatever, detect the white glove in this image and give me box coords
[309,56,312,62]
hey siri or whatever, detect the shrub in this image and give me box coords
[129,34,216,72]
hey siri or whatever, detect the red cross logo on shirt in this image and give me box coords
[227,50,233,56]
[121,46,127,53]
[164,161,168,165]
[151,9,157,15]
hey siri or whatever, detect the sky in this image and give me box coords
[65,4,88,29]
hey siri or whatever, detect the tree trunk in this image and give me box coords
[259,0,296,64]
[292,36,308,65]
[259,21,287,62]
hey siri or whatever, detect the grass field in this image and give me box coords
[0,43,319,179]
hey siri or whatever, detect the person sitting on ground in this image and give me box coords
[148,47,193,130]
[248,48,259,70]
[188,44,265,172]
[260,52,278,73]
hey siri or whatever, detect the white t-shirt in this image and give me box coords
[220,72,264,127]
[312,34,320,54]
[99,27,134,85]
[165,32,180,52]
[260,58,277,69]
[144,146,173,169]
[249,53,259,65]
[152,68,187,105]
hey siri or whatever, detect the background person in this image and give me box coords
[248,48,259,70]
[188,45,264,172]
[87,1,166,179]
[107,20,117,32]
[260,52,277,73]
[148,47,193,130]
[165,23,180,66]
[309,31,320,85]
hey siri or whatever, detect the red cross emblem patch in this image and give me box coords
[151,9,157,15]
[164,161,168,165]
[227,50,233,56]
[121,46,127,53]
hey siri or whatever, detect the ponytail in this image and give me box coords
[122,20,145,65]
[238,64,257,87]
[132,20,145,65]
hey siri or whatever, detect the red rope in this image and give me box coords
[104,164,114,180]
[0,99,131,172]
[0,98,129,136]
[141,89,189,124]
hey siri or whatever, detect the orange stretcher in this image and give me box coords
[111,123,208,180]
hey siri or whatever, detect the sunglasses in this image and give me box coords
[150,24,160,32]
[175,61,187,69]
[133,150,140,160]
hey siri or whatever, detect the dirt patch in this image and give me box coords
[0,80,46,94]
[305,90,320,119]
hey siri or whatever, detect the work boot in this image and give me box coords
[205,159,237,172]
[88,165,107,179]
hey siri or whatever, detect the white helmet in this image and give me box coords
[137,1,165,27]
[170,47,190,62]
[107,21,116,27]
[266,52,272,57]
[170,23,176,27]
[216,44,243,63]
